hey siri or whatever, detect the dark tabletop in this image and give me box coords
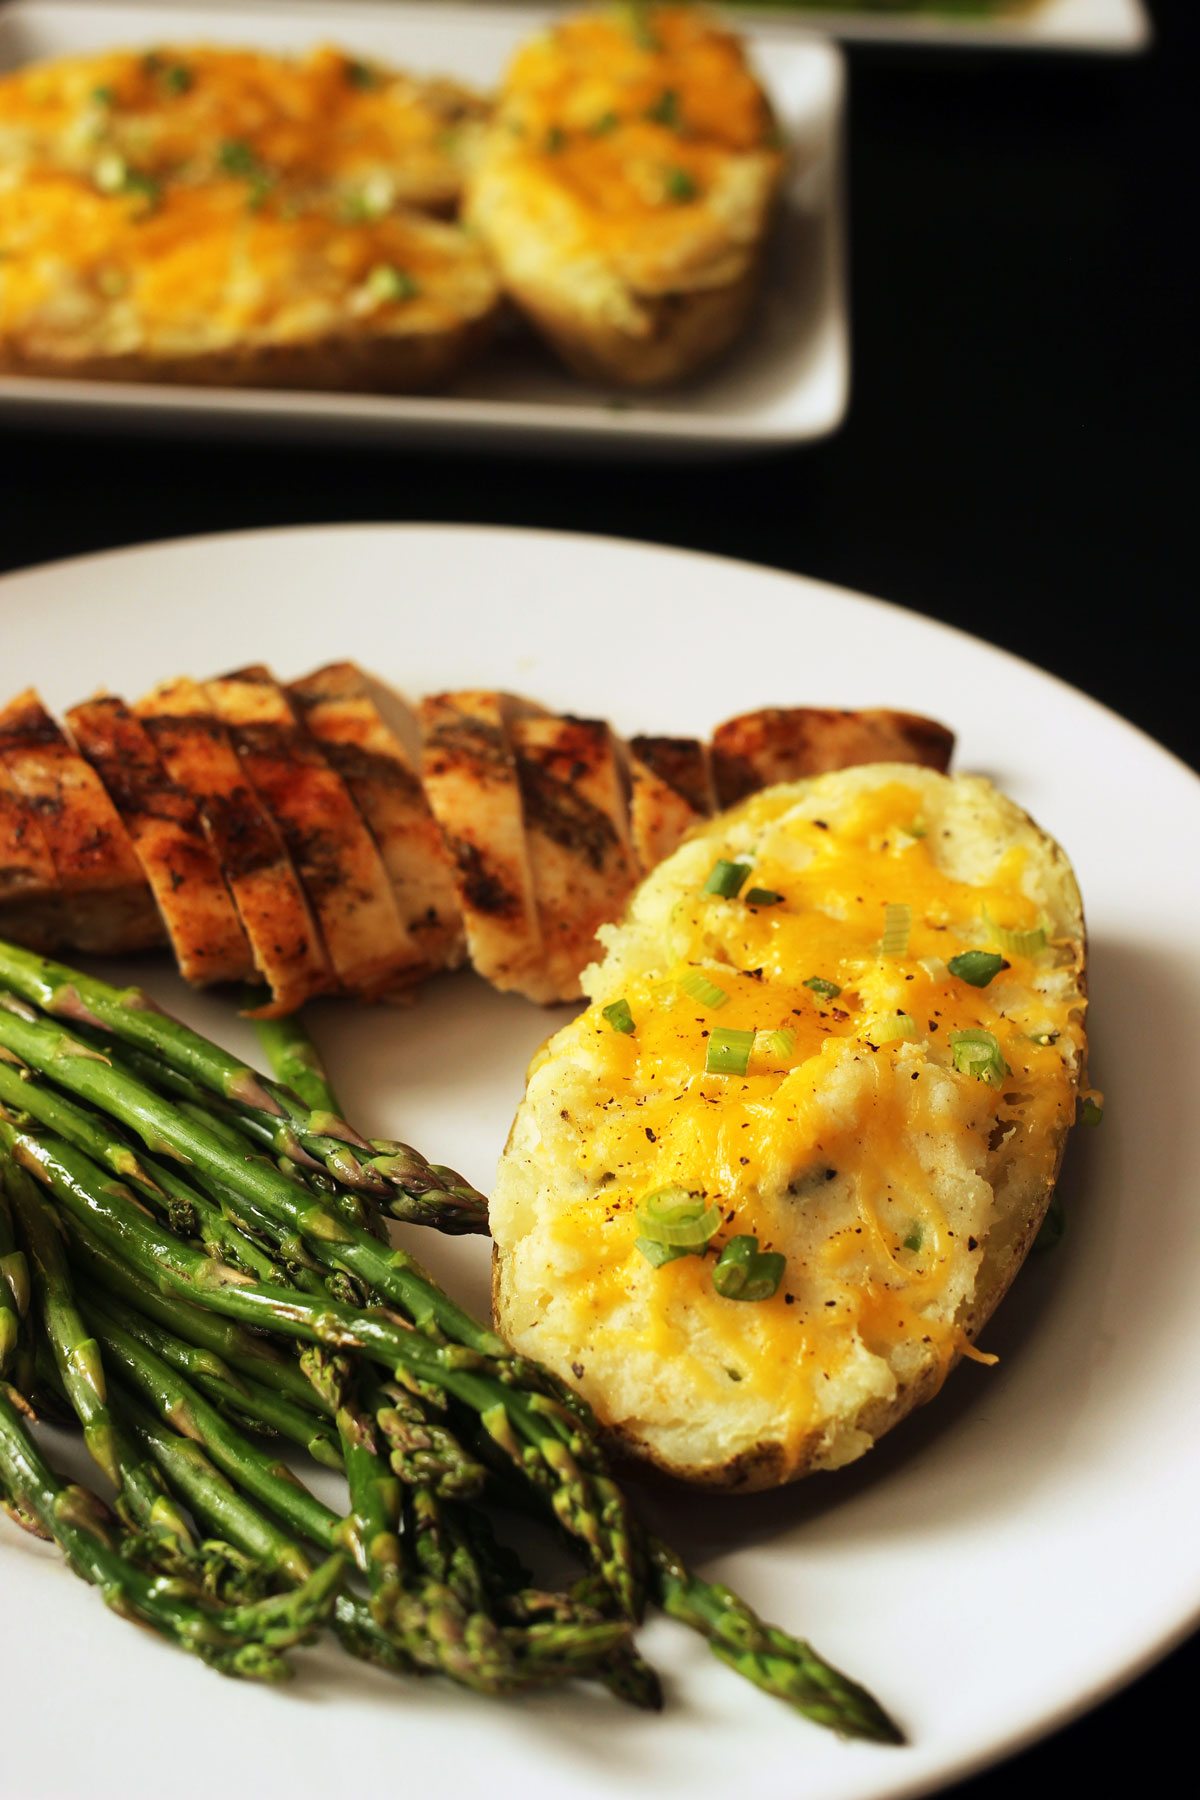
[1,0,1196,1786]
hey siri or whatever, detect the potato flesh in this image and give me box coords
[491,766,1088,1487]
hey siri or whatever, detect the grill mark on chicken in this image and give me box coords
[628,736,716,817]
[627,734,717,873]
[0,688,163,955]
[710,708,956,809]
[513,715,639,1000]
[287,663,466,984]
[136,677,331,1013]
[419,690,553,1000]
[207,667,413,1000]
[65,695,254,987]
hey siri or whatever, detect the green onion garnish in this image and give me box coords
[601,998,635,1035]
[1080,1095,1104,1126]
[345,59,379,89]
[663,166,698,203]
[903,1225,924,1252]
[91,84,116,106]
[705,1028,755,1077]
[744,887,783,907]
[866,1013,919,1046]
[219,139,258,177]
[981,903,1048,958]
[902,818,927,839]
[1034,1191,1065,1252]
[804,976,841,1000]
[544,125,567,153]
[702,858,751,898]
[365,264,419,304]
[712,1236,786,1303]
[880,902,912,958]
[760,1027,795,1061]
[635,1237,690,1268]
[635,1187,721,1249]
[590,110,620,134]
[947,950,1005,988]
[949,1029,1009,1088]
[162,63,193,95]
[645,88,680,128]
[680,970,729,1008]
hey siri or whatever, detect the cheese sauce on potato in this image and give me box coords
[492,766,1092,1489]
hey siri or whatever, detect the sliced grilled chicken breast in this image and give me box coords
[135,676,331,1015]
[0,756,60,951]
[287,662,465,985]
[511,715,639,1001]
[419,690,553,1002]
[0,688,163,954]
[710,707,957,809]
[205,666,413,1001]
[627,734,717,873]
[65,694,254,988]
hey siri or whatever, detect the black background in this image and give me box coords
[1,0,1197,1786]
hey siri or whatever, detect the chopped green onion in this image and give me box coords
[590,110,620,134]
[804,975,841,1000]
[601,998,635,1035]
[702,858,751,898]
[1080,1095,1104,1126]
[982,904,1048,959]
[705,1028,755,1077]
[663,166,698,203]
[947,950,1005,988]
[1034,1191,1065,1252]
[635,1187,721,1249]
[744,887,783,907]
[949,1029,1008,1088]
[635,1237,690,1268]
[365,264,419,304]
[544,125,567,153]
[865,1012,919,1046]
[219,139,258,176]
[880,902,912,958]
[901,818,927,839]
[91,84,116,107]
[712,1236,786,1302]
[645,88,680,128]
[345,59,379,89]
[680,969,729,1008]
[759,1027,795,1061]
[162,63,193,95]
[903,1225,924,1252]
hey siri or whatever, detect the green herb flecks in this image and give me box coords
[712,1237,785,1303]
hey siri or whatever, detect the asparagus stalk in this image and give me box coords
[0,1158,31,1383]
[0,1380,344,1678]
[646,1539,903,1744]
[247,998,341,1116]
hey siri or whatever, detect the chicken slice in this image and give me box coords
[135,676,331,1015]
[511,715,640,1001]
[205,666,413,1001]
[287,662,465,986]
[0,756,61,951]
[0,689,163,954]
[419,690,554,1002]
[626,735,717,873]
[65,695,254,989]
[709,707,956,808]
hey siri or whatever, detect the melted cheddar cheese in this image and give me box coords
[492,765,1090,1487]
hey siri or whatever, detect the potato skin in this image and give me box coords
[491,766,1090,1492]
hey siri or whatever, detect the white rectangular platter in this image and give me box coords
[705,0,1151,53]
[0,0,848,458]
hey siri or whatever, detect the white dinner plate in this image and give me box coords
[0,0,848,458]
[1,523,1198,1800]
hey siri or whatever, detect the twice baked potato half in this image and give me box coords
[491,765,1093,1490]
[0,173,500,391]
[465,3,786,387]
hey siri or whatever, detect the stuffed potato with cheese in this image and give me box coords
[491,764,1092,1489]
[465,4,786,387]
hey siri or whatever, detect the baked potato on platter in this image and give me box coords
[492,763,1093,1489]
